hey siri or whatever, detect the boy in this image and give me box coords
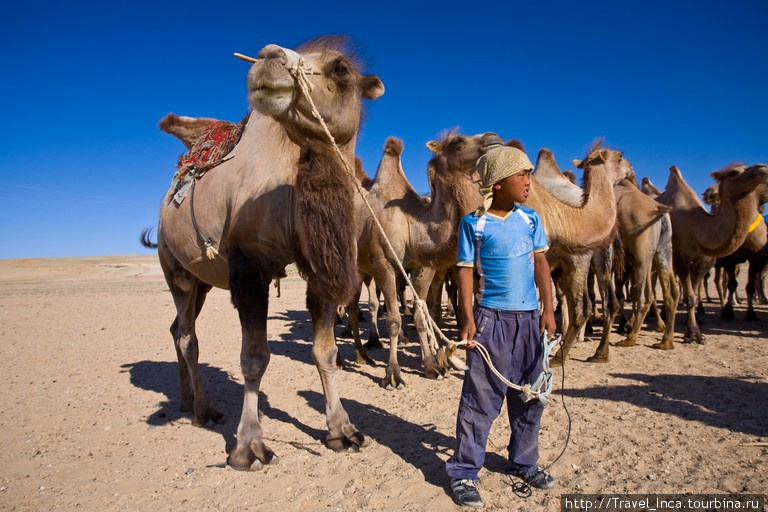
[445,146,557,509]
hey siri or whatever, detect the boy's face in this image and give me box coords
[494,170,531,204]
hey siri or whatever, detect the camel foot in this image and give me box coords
[191,403,224,427]
[615,338,637,348]
[380,363,406,390]
[745,311,759,322]
[227,440,277,471]
[326,428,370,453]
[423,362,446,380]
[651,342,674,350]
[683,330,704,344]
[654,322,666,333]
[586,353,609,363]
[720,305,735,322]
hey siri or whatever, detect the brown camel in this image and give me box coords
[142,37,384,470]
[656,163,768,343]
[350,132,503,389]
[711,183,768,321]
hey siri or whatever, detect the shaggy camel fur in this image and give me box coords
[143,37,384,470]
[656,163,768,343]
[351,132,502,389]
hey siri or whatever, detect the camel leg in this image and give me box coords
[745,258,767,321]
[588,248,620,362]
[226,251,277,471]
[307,289,370,452]
[681,257,711,344]
[374,266,406,389]
[366,278,384,349]
[347,279,375,365]
[551,254,591,364]
[162,257,223,426]
[652,266,679,350]
[411,266,444,380]
[616,270,653,349]
[720,261,737,321]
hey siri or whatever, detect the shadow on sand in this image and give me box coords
[564,372,768,437]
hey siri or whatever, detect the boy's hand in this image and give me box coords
[460,320,477,349]
[540,307,556,338]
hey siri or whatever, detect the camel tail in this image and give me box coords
[140,227,158,249]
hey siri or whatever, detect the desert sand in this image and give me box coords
[0,255,765,511]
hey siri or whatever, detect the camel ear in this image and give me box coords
[573,158,584,169]
[598,149,611,162]
[426,140,442,155]
[710,170,724,182]
[360,75,385,100]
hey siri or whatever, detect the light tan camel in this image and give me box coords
[655,163,768,343]
[351,132,503,389]
[142,37,384,470]
[596,179,679,357]
[526,144,633,363]
[532,147,648,363]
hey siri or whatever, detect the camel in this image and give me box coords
[524,143,633,363]
[710,182,768,321]
[142,37,385,470]
[350,132,503,389]
[597,179,679,355]
[655,163,768,343]
[532,147,673,363]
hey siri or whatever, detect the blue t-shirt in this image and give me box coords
[457,205,549,311]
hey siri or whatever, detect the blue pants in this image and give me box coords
[445,306,544,481]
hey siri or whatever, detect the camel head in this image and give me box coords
[245,36,384,145]
[573,145,634,185]
[641,177,663,198]
[710,163,768,203]
[426,130,504,179]
[702,184,720,207]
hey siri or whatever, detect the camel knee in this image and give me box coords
[241,351,270,381]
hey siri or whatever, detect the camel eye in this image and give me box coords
[332,63,349,78]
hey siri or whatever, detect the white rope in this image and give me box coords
[452,332,562,403]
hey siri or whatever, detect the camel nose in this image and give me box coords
[258,44,287,65]
[482,132,503,148]
[257,44,304,71]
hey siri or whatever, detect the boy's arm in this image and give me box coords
[534,252,556,336]
[457,266,477,348]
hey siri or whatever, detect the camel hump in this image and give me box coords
[159,113,228,150]
[506,139,526,152]
[384,137,404,156]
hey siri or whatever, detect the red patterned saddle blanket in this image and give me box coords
[170,114,250,205]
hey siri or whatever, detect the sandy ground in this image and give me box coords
[0,255,766,511]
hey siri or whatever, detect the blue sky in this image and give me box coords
[1,1,766,259]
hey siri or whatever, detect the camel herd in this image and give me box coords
[142,37,768,470]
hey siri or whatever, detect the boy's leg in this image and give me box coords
[446,310,507,481]
[506,313,545,475]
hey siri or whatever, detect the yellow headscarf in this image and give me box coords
[475,146,534,216]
